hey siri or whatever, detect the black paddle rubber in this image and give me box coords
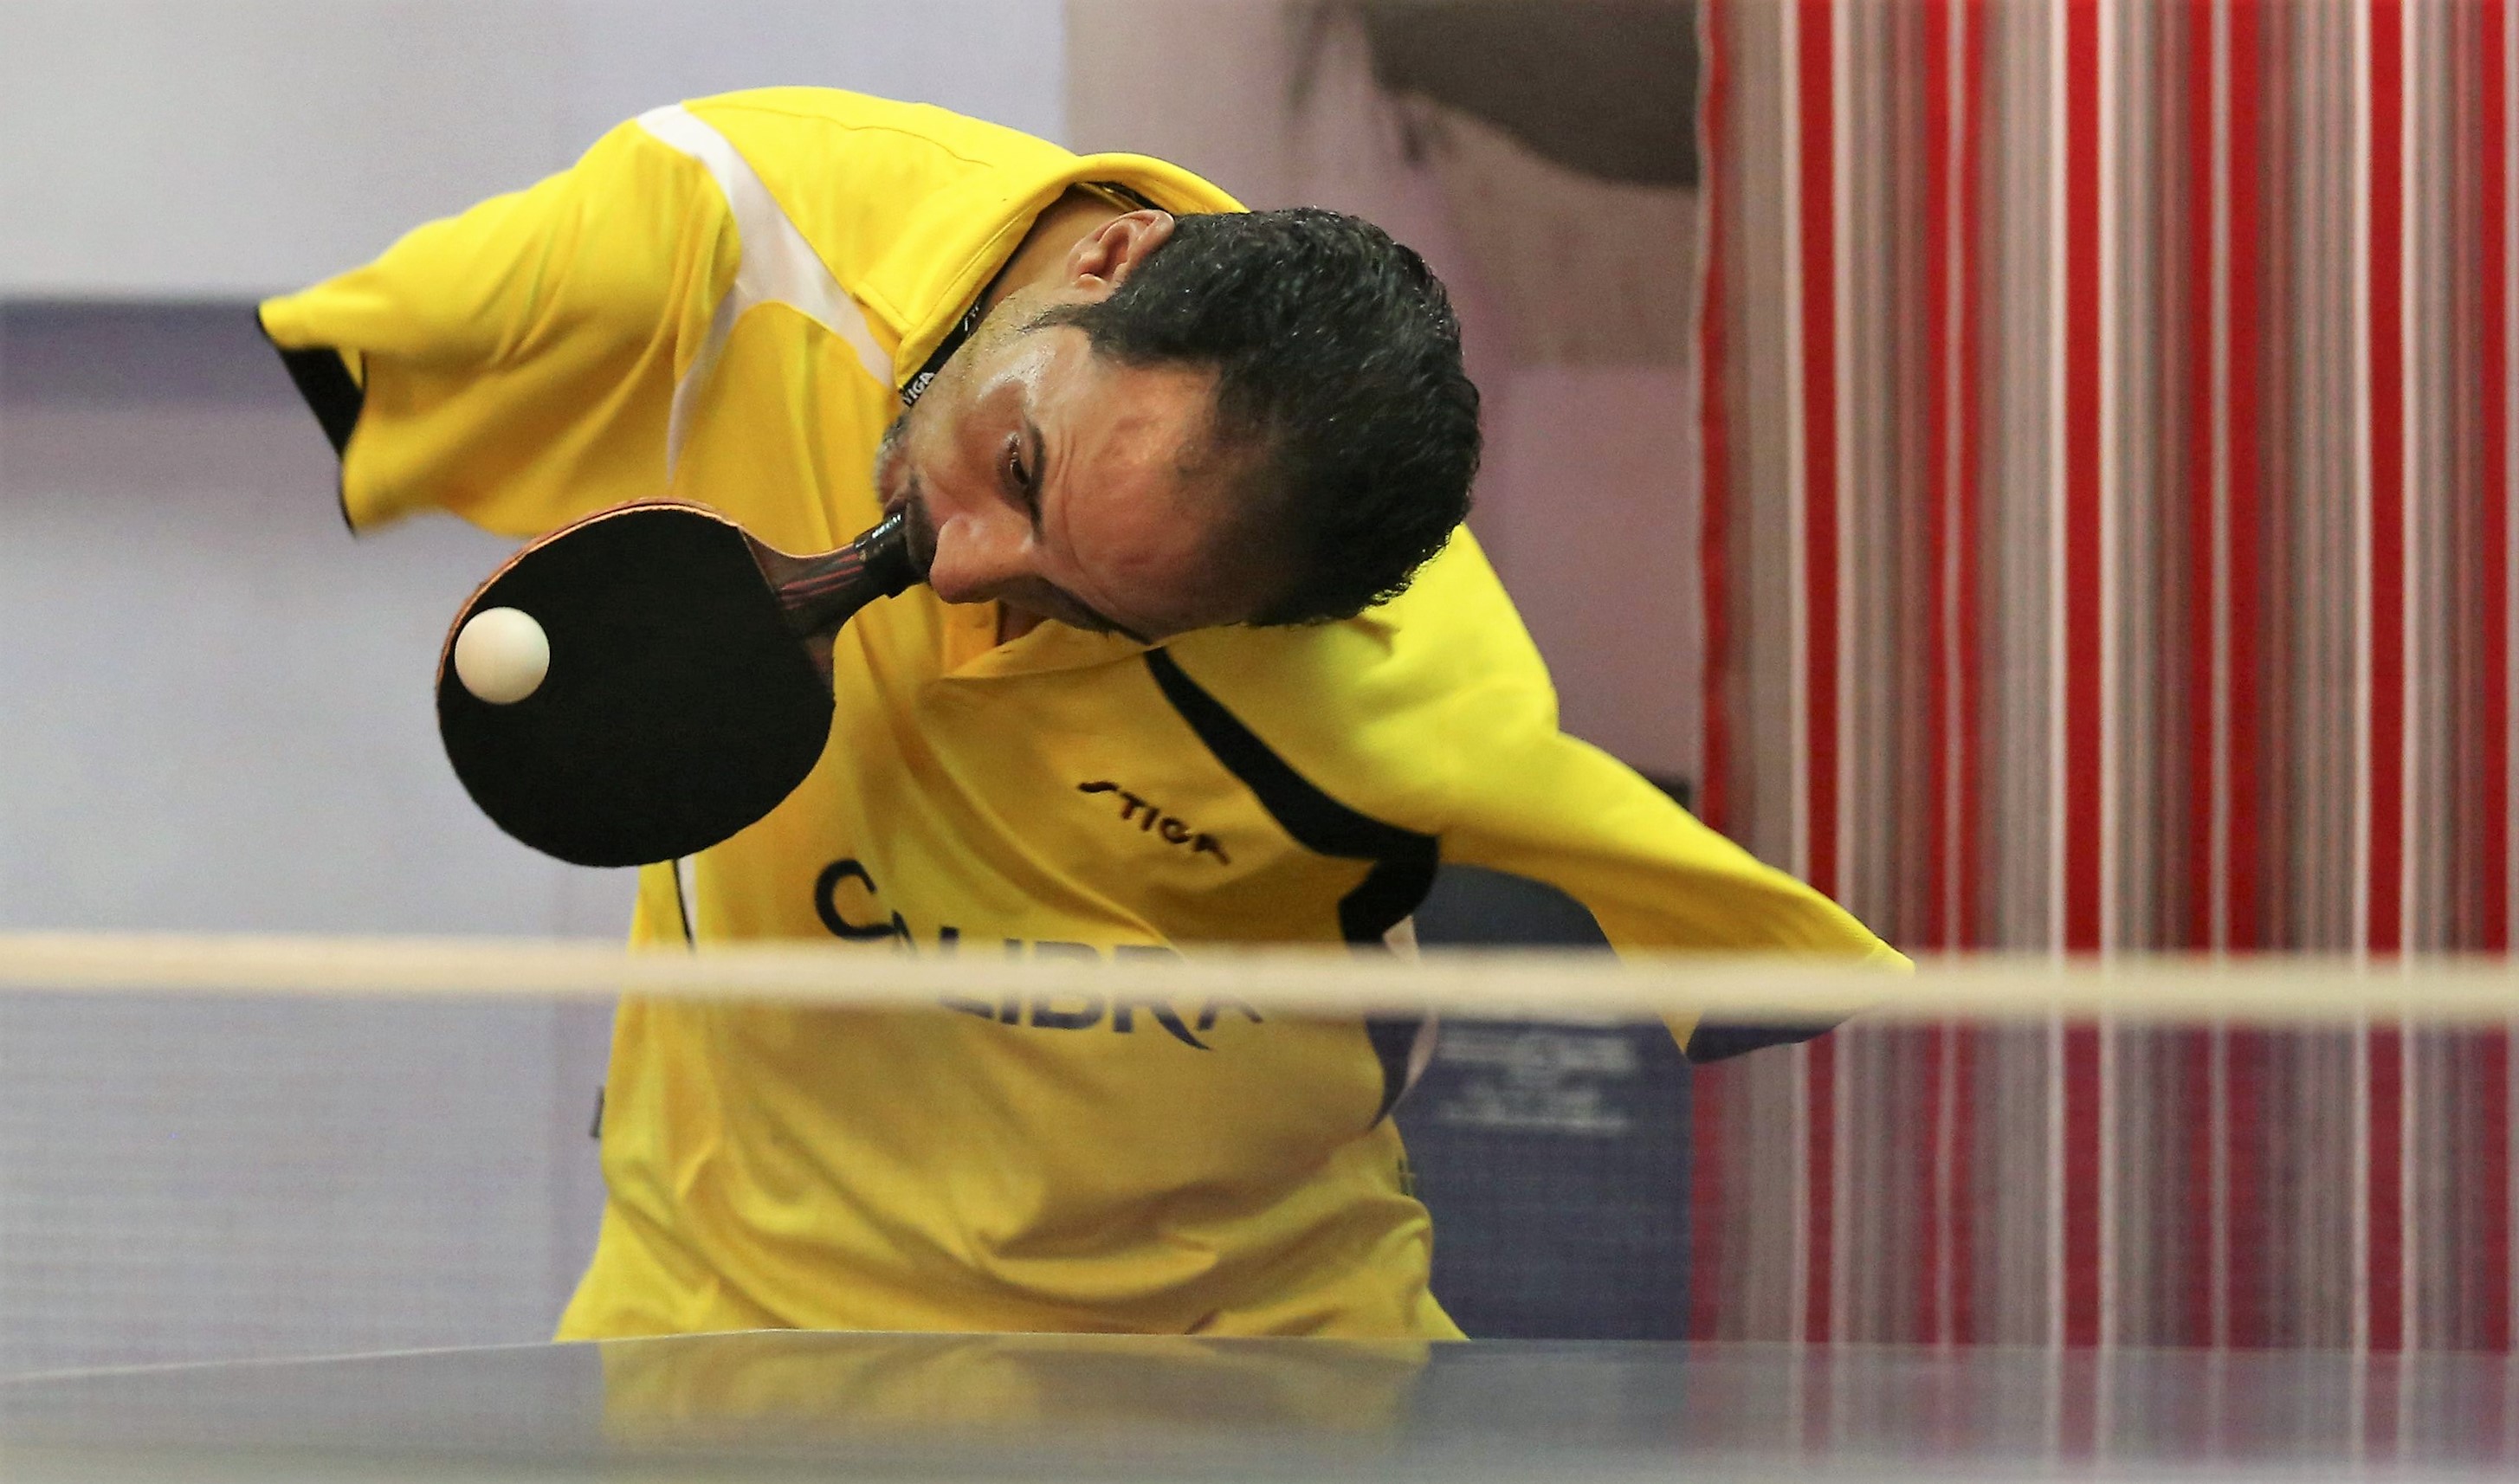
[436,505,835,868]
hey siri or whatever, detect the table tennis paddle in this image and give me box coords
[435,501,920,868]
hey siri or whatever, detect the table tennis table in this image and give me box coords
[3,1331,2511,1481]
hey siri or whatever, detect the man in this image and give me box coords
[262,88,1898,1342]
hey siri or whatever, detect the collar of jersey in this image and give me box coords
[938,605,1154,681]
[875,153,1249,395]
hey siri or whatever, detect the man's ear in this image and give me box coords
[1066,210,1177,294]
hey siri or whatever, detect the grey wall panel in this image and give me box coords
[0,306,636,937]
[0,992,605,1374]
[0,304,630,1373]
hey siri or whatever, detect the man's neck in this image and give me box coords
[979,188,1132,314]
[997,606,1044,644]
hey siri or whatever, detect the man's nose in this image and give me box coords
[922,505,1032,605]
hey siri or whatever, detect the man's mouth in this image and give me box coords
[895,482,940,578]
[872,416,937,579]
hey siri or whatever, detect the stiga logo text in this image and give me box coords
[1077,780,1231,863]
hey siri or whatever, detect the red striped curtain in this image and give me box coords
[1690,0,2515,1352]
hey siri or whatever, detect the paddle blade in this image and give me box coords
[436,505,834,868]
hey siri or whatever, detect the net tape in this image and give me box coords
[0,934,2511,1024]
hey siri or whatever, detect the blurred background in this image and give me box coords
[1,0,2511,1371]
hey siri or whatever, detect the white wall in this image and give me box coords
[1,0,1067,297]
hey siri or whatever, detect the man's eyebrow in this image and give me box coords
[1023,416,1049,534]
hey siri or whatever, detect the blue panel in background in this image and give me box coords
[1398,864,1692,1340]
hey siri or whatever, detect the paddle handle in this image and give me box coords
[752,512,920,638]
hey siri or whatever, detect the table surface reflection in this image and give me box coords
[3,1331,2512,1481]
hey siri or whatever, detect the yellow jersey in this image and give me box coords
[260,88,1901,1342]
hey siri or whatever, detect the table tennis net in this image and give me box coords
[0,939,2510,1378]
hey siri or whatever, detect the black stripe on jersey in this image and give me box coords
[1142,649,1437,938]
[258,313,365,532]
[268,342,364,456]
[1683,1020,1836,1063]
[1144,648,1436,1125]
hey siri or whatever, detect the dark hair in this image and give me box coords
[1038,208,1481,624]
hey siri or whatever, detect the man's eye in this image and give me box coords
[1005,441,1030,490]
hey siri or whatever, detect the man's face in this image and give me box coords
[874,304,1279,642]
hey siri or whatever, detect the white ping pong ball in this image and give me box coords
[453,607,551,705]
